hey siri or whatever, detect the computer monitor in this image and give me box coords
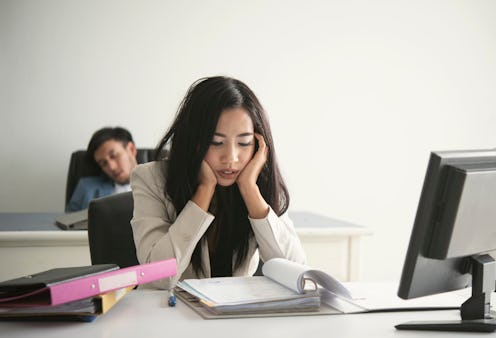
[396,148,496,332]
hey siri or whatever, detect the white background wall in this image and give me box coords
[1,0,496,282]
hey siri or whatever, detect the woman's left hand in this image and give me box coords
[237,133,268,189]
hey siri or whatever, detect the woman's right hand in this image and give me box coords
[192,160,217,212]
[198,160,217,188]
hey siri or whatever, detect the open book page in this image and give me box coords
[177,258,356,315]
[262,258,352,299]
[174,288,340,319]
[343,282,466,311]
[178,276,310,305]
[317,282,466,314]
[261,258,308,292]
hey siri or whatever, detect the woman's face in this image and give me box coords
[204,107,255,187]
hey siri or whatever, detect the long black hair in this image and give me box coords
[155,76,290,275]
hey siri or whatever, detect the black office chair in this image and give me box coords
[65,148,155,206]
[87,191,139,268]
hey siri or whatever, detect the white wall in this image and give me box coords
[1,0,496,281]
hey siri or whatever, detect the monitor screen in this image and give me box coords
[396,148,496,332]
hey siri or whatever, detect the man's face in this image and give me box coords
[94,140,138,185]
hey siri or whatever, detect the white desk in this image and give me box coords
[0,213,91,281]
[0,289,485,338]
[290,212,372,281]
[0,212,371,282]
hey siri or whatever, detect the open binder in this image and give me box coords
[176,258,353,317]
[176,258,465,319]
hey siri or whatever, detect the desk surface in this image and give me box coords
[0,211,370,233]
[0,212,371,250]
[0,211,371,282]
[0,289,481,338]
[0,213,63,231]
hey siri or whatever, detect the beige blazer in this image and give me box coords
[130,161,306,289]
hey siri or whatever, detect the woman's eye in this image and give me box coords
[210,141,223,146]
[239,142,252,147]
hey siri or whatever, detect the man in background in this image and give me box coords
[66,127,138,212]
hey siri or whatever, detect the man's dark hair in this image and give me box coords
[86,127,134,163]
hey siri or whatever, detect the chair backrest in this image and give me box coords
[87,191,139,268]
[65,148,155,205]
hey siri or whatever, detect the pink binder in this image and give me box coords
[0,258,176,306]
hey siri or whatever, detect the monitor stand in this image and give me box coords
[396,254,496,332]
[395,318,496,333]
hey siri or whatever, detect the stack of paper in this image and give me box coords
[176,258,464,320]
[178,276,321,315]
[176,258,353,317]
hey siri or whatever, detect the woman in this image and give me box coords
[131,76,305,289]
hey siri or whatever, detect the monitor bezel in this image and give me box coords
[397,148,496,300]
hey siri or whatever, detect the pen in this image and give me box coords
[168,289,176,307]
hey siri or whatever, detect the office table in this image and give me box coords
[0,213,91,281]
[0,289,483,338]
[0,212,371,281]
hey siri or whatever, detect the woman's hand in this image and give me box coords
[198,160,217,188]
[236,133,268,189]
[192,160,217,212]
[237,133,270,219]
